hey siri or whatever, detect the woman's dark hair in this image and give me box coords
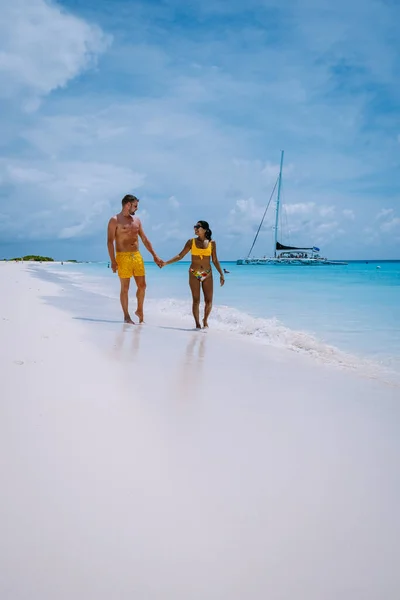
[198,220,212,240]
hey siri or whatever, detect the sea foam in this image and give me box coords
[33,265,400,386]
[146,298,400,385]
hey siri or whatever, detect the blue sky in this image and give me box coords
[0,0,399,260]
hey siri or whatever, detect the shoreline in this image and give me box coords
[2,259,400,263]
[1,265,400,598]
[25,260,400,387]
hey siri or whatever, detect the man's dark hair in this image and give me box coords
[121,194,139,206]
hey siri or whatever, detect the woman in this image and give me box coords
[162,220,225,329]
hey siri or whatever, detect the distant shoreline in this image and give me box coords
[2,258,399,264]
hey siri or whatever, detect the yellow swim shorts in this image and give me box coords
[116,251,145,278]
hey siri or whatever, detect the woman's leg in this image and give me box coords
[189,272,202,328]
[201,274,214,328]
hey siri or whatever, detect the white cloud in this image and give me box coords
[376,208,394,220]
[342,209,355,220]
[59,221,89,240]
[362,226,380,245]
[380,217,400,233]
[0,0,109,105]
[315,221,339,233]
[231,159,290,185]
[319,206,336,218]
[0,0,399,260]
[6,165,52,184]
[168,196,180,209]
[138,208,150,225]
[285,203,316,215]
[0,159,145,240]
[228,197,268,234]
[150,220,181,241]
[362,210,400,244]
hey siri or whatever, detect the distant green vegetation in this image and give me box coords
[0,256,83,262]
[5,255,54,262]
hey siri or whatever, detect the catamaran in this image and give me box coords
[237,151,347,266]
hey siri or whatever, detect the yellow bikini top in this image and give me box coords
[191,238,212,260]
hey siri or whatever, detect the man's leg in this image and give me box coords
[201,274,214,328]
[133,276,146,323]
[189,272,202,329]
[119,278,134,324]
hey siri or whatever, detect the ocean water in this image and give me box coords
[37,260,400,380]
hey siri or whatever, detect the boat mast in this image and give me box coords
[245,176,279,258]
[274,150,284,258]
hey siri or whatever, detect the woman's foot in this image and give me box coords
[124,314,135,325]
[195,321,202,329]
[202,319,209,328]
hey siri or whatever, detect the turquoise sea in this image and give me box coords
[38,260,400,379]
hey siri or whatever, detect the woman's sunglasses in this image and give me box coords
[194,224,202,229]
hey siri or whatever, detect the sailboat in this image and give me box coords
[237,151,348,266]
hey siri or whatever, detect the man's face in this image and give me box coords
[129,199,139,214]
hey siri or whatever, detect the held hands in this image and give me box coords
[154,256,166,268]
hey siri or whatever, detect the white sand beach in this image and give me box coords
[1,263,399,599]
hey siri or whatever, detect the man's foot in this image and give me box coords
[124,315,135,325]
[135,310,144,324]
[202,319,209,328]
[195,322,202,329]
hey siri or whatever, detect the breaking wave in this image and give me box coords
[32,265,400,385]
[148,298,399,384]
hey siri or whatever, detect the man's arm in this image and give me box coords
[211,241,225,286]
[163,240,192,266]
[107,217,118,272]
[138,220,162,266]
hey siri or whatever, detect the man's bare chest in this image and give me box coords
[117,219,139,237]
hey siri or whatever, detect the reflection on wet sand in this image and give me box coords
[113,323,143,362]
[175,331,207,400]
[110,323,208,403]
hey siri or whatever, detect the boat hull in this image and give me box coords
[236,258,348,266]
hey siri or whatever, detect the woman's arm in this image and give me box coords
[211,241,225,286]
[163,239,192,266]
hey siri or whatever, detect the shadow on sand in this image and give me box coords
[157,325,205,333]
[73,317,122,324]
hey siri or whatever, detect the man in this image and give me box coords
[107,194,163,324]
